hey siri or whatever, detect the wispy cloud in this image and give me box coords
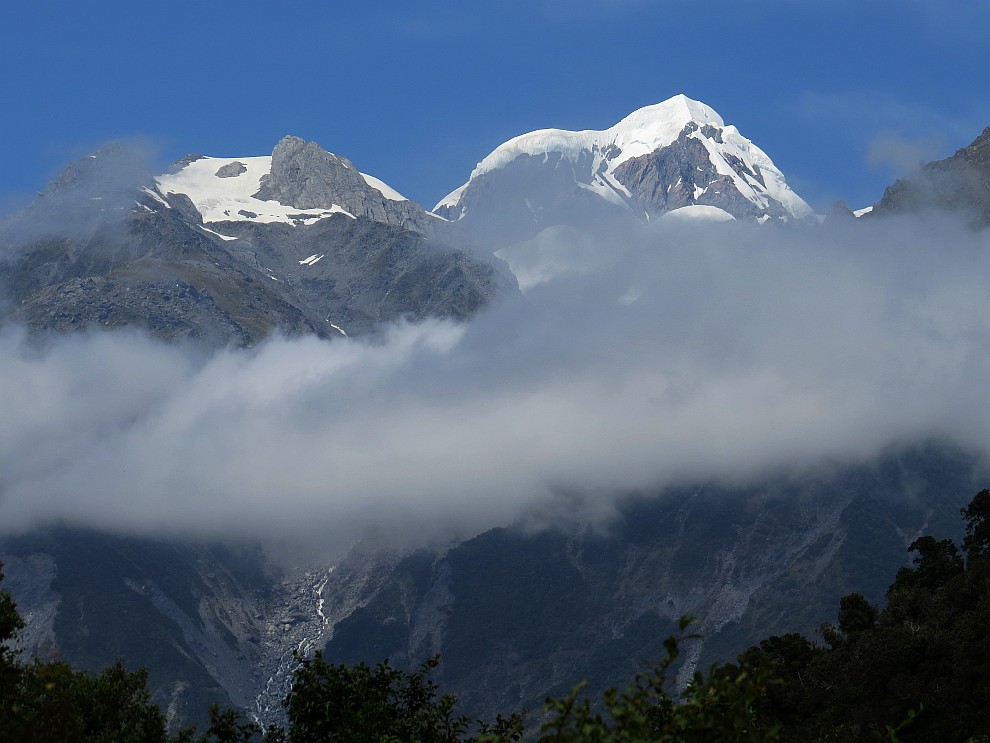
[3,215,990,548]
[867,130,947,180]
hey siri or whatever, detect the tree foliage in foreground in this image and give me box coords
[537,616,777,743]
[723,488,990,742]
[281,653,524,742]
[1,563,173,742]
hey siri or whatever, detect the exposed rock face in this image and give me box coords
[2,553,59,660]
[215,214,501,337]
[316,444,983,723]
[0,196,330,346]
[434,120,799,255]
[1,444,981,730]
[614,122,795,222]
[871,126,990,227]
[823,199,856,223]
[255,136,439,235]
[0,530,421,731]
[0,531,275,729]
[215,161,247,178]
[434,95,815,252]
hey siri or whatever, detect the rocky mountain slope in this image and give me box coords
[4,444,980,729]
[0,138,502,345]
[870,125,990,227]
[314,445,984,723]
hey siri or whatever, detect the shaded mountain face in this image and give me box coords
[0,531,276,729]
[0,198,330,346]
[314,444,984,724]
[0,138,502,346]
[870,126,990,227]
[434,94,815,251]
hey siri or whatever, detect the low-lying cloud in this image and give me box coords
[2,215,990,546]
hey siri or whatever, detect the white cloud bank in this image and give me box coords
[2,215,989,545]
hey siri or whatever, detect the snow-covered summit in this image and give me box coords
[155,137,432,232]
[461,94,723,187]
[434,94,814,231]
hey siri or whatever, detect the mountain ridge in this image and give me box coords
[0,137,503,345]
[870,125,990,226]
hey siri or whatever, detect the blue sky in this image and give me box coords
[2,0,989,215]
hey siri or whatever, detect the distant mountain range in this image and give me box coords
[0,95,823,346]
[2,95,989,731]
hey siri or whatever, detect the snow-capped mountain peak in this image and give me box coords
[155,136,432,232]
[434,94,814,238]
[459,94,721,188]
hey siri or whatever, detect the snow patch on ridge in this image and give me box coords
[660,205,736,222]
[200,226,238,241]
[435,182,469,212]
[360,173,408,202]
[155,156,354,225]
[463,94,723,183]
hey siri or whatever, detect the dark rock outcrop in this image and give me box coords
[317,444,983,723]
[870,126,990,227]
[215,161,247,178]
[614,122,793,222]
[823,199,856,223]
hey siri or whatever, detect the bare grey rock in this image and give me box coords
[254,136,440,236]
[870,126,990,227]
[313,444,982,723]
[165,153,206,175]
[0,201,330,347]
[215,161,248,178]
[207,214,502,338]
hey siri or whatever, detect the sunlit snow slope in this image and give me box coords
[435,94,813,226]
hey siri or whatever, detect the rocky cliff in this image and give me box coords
[870,126,990,227]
